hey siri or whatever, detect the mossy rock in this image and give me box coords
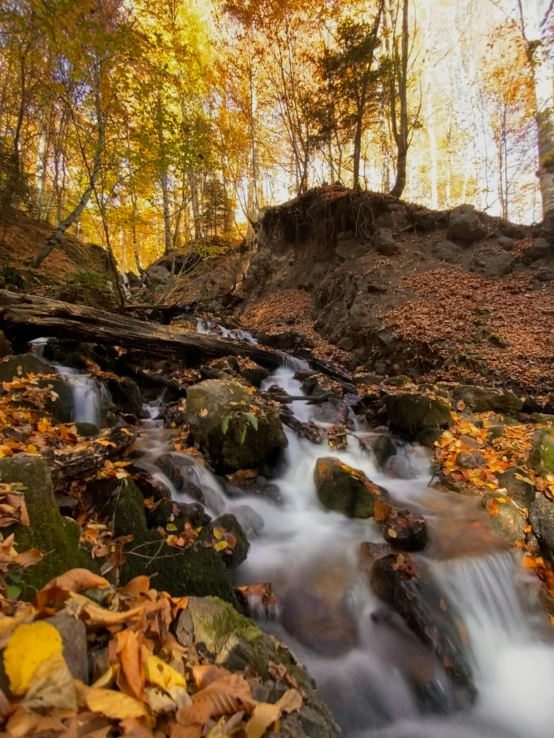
[0,330,11,359]
[497,467,535,506]
[385,393,452,439]
[186,379,287,472]
[93,477,239,607]
[0,455,96,599]
[418,427,444,448]
[385,375,413,387]
[482,491,526,545]
[57,270,117,311]
[175,597,340,738]
[0,354,56,383]
[527,428,554,477]
[452,386,522,416]
[106,376,142,417]
[314,457,385,518]
[203,513,249,569]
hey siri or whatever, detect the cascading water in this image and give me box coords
[196,318,258,345]
[29,338,108,425]
[135,361,554,738]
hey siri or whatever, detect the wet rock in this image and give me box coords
[527,428,554,476]
[311,398,349,425]
[174,502,211,529]
[206,513,249,569]
[45,613,88,683]
[448,204,487,242]
[186,379,287,472]
[0,330,11,358]
[175,597,340,738]
[418,427,443,448]
[74,421,99,437]
[456,451,485,469]
[155,452,206,503]
[383,508,428,552]
[471,246,514,278]
[530,496,554,564]
[100,477,239,606]
[497,467,535,506]
[385,393,452,439]
[314,457,387,518]
[237,360,269,387]
[452,385,522,416]
[522,238,551,265]
[385,455,414,479]
[482,491,526,545]
[106,376,142,416]
[0,455,96,599]
[432,240,463,263]
[374,229,400,256]
[369,553,474,696]
[369,434,396,469]
[230,504,265,537]
[0,353,56,382]
[225,469,283,505]
[280,586,358,657]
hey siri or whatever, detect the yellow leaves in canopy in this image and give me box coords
[3,621,62,694]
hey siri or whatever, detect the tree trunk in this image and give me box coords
[518,0,554,225]
[390,0,410,199]
[32,83,105,268]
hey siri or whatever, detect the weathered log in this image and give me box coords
[280,411,324,444]
[0,290,286,371]
[42,424,137,489]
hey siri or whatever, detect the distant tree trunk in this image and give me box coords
[188,172,202,241]
[156,96,172,256]
[390,0,410,199]
[517,0,554,226]
[32,79,106,268]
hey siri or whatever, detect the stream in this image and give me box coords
[32,333,554,738]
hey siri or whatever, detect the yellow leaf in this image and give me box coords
[26,444,38,454]
[276,689,302,713]
[212,528,224,541]
[145,655,186,691]
[246,702,280,738]
[20,650,77,711]
[82,684,150,720]
[3,622,63,695]
[387,528,397,539]
[166,523,178,532]
[213,540,229,552]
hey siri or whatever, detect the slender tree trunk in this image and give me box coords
[390,0,410,198]
[188,171,202,240]
[518,0,554,225]
[32,73,106,268]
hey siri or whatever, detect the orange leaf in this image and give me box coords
[35,569,111,608]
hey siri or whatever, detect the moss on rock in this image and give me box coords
[186,379,287,472]
[452,385,522,416]
[314,457,385,518]
[527,428,554,477]
[0,455,96,599]
[385,393,452,439]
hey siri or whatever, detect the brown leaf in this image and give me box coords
[5,707,40,738]
[192,665,231,690]
[119,717,155,737]
[115,629,144,700]
[36,570,111,608]
[13,548,43,567]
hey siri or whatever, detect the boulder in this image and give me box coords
[530,496,554,564]
[374,229,400,256]
[385,375,413,387]
[258,329,314,351]
[0,354,55,382]
[45,613,88,683]
[369,434,396,468]
[385,393,452,439]
[482,491,526,545]
[237,360,269,387]
[0,455,96,599]
[186,379,287,472]
[369,553,474,697]
[97,477,240,607]
[496,235,515,251]
[522,238,551,265]
[106,376,142,416]
[205,513,249,569]
[471,246,514,278]
[175,597,340,738]
[146,264,171,284]
[311,398,349,425]
[382,508,428,552]
[0,330,11,358]
[432,240,463,264]
[155,452,207,503]
[452,385,522,416]
[314,457,386,518]
[497,467,535,506]
[376,206,410,231]
[447,204,487,242]
[527,428,554,476]
[230,504,265,537]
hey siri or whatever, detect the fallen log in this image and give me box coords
[42,423,137,489]
[0,290,286,371]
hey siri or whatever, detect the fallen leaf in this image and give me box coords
[80,683,150,720]
[4,621,63,694]
[36,569,111,608]
[21,650,77,711]
[145,654,186,691]
[246,702,280,738]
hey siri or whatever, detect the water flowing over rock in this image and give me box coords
[314,457,386,518]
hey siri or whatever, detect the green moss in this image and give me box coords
[58,270,116,311]
[204,596,262,644]
[314,458,381,518]
[528,429,554,476]
[385,393,452,439]
[0,455,96,599]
